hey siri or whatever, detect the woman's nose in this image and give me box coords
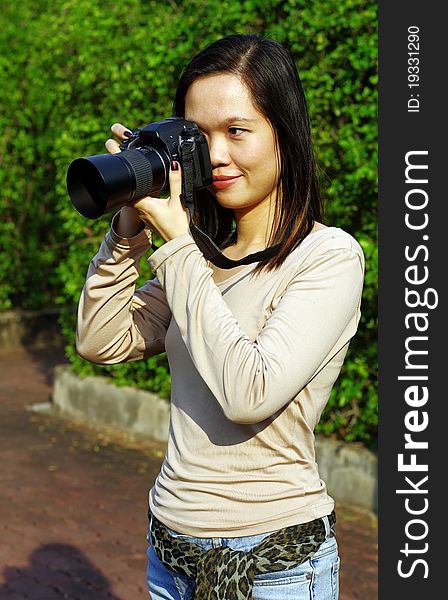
[207,135,231,167]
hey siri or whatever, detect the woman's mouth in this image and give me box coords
[212,175,241,189]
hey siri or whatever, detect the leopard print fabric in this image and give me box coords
[150,511,336,600]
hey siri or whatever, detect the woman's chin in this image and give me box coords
[206,188,236,208]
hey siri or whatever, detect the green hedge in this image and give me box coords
[0,0,377,448]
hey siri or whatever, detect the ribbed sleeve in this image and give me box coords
[76,216,172,364]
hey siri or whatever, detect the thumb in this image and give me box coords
[168,161,183,206]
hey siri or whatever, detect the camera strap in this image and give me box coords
[179,140,280,269]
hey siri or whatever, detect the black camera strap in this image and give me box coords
[188,225,281,269]
[179,140,280,269]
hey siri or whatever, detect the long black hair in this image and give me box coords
[173,34,323,272]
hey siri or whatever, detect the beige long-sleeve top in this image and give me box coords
[77,218,365,537]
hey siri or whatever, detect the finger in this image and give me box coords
[168,161,183,206]
[105,138,121,154]
[111,123,133,141]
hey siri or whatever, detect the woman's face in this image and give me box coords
[184,73,280,215]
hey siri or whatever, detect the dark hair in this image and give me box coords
[173,34,323,272]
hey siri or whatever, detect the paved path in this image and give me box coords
[0,348,377,599]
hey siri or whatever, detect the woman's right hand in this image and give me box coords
[106,123,145,238]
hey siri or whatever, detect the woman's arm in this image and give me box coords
[149,232,364,424]
[76,212,172,364]
[76,118,185,366]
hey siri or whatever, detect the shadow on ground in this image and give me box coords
[0,544,121,599]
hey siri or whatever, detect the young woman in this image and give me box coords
[77,34,365,600]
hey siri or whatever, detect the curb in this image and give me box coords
[51,365,378,513]
[315,437,377,513]
[52,365,170,443]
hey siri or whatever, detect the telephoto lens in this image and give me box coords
[66,145,170,220]
[67,117,212,219]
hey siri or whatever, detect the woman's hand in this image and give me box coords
[106,123,190,242]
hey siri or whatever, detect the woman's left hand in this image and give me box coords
[107,123,191,242]
[131,161,190,242]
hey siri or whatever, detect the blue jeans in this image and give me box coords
[146,514,340,600]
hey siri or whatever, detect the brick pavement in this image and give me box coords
[0,348,377,599]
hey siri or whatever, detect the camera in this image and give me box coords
[66,117,213,219]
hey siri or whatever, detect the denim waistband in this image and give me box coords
[148,510,336,600]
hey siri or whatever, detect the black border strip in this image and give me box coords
[379,1,445,596]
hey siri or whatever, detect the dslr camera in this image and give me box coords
[66,117,212,219]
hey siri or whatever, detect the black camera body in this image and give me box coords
[66,117,212,220]
[120,118,212,191]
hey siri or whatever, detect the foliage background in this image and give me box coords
[0,0,377,447]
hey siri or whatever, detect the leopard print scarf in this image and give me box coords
[150,511,336,600]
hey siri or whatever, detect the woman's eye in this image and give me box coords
[228,127,246,137]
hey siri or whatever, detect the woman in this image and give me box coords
[77,34,364,600]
